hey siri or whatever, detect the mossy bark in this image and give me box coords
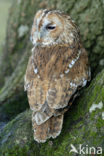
[0,69,104,156]
[0,0,104,155]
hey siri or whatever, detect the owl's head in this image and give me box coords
[31,9,79,47]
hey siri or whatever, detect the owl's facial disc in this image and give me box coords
[31,24,56,46]
[31,10,64,46]
[31,9,79,47]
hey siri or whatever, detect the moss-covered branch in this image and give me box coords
[0,69,104,156]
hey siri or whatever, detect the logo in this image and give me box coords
[69,144,102,155]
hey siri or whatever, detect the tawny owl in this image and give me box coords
[24,9,91,143]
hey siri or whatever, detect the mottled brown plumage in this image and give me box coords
[24,9,91,143]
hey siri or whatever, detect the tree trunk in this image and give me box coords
[0,0,104,155]
[0,0,104,119]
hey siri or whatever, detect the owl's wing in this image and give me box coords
[24,53,55,118]
[46,45,90,110]
[24,55,45,112]
[25,45,90,125]
[24,55,33,92]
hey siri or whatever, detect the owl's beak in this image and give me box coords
[36,32,42,43]
[38,32,41,40]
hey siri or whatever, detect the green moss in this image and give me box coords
[0,70,104,156]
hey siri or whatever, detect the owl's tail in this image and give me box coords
[32,114,64,143]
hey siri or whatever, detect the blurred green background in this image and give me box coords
[0,0,12,52]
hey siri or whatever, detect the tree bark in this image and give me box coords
[0,69,104,155]
[0,0,104,120]
[0,0,104,155]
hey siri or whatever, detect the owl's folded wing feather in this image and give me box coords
[46,46,90,110]
[24,55,47,112]
[24,45,90,125]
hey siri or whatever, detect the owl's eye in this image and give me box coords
[46,25,56,30]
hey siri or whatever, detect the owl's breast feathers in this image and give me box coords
[24,44,90,126]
